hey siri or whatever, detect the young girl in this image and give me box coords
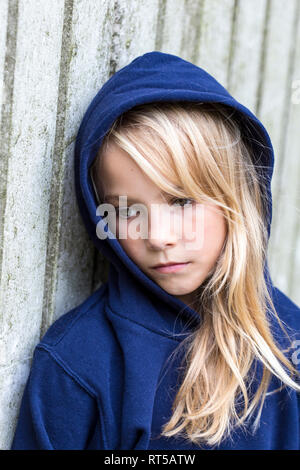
[11,51,300,450]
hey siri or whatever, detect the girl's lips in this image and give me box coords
[152,262,190,273]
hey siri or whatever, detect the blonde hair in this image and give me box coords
[90,101,300,447]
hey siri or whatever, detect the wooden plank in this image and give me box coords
[0,0,64,363]
[0,0,8,123]
[155,0,188,55]
[0,0,15,272]
[227,0,268,112]
[194,0,236,88]
[257,0,297,199]
[259,0,299,297]
[0,358,32,449]
[0,0,65,450]
[110,0,160,72]
[43,0,114,331]
[275,9,300,303]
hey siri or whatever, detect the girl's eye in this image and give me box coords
[171,197,194,207]
[115,198,194,219]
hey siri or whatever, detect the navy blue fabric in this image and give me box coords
[11,51,300,450]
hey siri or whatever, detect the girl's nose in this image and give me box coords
[146,203,178,249]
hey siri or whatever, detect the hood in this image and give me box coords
[74,50,275,334]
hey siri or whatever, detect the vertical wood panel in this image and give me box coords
[0,0,65,449]
[227,0,268,111]
[194,0,236,87]
[292,9,300,304]
[54,0,114,320]
[0,357,32,448]
[110,0,160,73]
[180,0,204,62]
[0,0,9,123]
[41,0,114,333]
[257,0,297,197]
[258,0,299,295]
[270,5,300,302]
[0,0,65,361]
[155,0,188,55]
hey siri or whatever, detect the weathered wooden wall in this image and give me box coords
[0,0,299,449]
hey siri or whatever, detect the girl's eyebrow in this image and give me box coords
[103,192,172,204]
[103,195,122,202]
[103,194,139,204]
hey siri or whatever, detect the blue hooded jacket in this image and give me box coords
[11,51,300,450]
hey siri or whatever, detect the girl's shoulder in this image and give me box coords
[40,282,109,346]
[35,282,114,387]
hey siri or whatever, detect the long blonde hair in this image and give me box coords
[90,101,300,447]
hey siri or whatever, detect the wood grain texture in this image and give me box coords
[0,0,65,448]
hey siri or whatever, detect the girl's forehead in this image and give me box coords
[100,142,134,168]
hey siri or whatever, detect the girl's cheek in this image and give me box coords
[182,204,227,253]
[116,218,131,239]
[182,204,205,246]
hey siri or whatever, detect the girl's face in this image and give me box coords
[97,142,227,306]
